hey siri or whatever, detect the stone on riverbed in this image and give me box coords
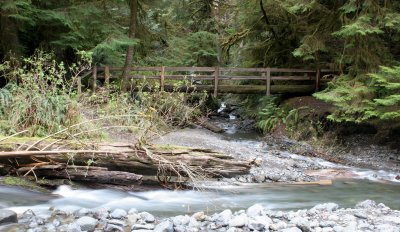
[246,203,264,218]
[0,209,17,225]
[154,220,174,232]
[138,212,155,223]
[309,203,339,214]
[110,209,127,219]
[76,216,98,231]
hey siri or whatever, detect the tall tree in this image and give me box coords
[121,0,138,91]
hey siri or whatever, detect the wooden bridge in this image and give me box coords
[80,66,337,97]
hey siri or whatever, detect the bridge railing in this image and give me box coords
[79,66,338,96]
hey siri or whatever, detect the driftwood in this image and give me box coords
[0,141,251,186]
[17,165,142,185]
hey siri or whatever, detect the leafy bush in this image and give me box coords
[314,65,400,123]
[0,51,91,136]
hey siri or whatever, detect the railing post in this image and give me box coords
[92,66,97,92]
[213,66,219,97]
[160,66,165,92]
[315,67,321,92]
[77,76,82,97]
[104,66,110,91]
[266,67,271,96]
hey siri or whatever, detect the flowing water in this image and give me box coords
[1,115,400,217]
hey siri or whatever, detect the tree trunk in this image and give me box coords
[121,0,138,91]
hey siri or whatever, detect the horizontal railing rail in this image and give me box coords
[81,66,339,96]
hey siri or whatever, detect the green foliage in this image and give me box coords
[0,51,91,136]
[255,96,300,133]
[314,65,400,122]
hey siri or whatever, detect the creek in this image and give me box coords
[1,118,400,218]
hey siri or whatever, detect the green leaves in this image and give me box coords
[315,65,400,122]
[333,15,383,37]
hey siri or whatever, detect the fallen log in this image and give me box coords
[0,142,251,180]
[17,165,143,185]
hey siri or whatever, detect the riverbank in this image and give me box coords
[1,199,399,232]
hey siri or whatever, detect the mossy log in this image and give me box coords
[0,142,251,183]
[17,165,143,185]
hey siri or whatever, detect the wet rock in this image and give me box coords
[354,211,368,219]
[138,212,155,223]
[127,214,140,226]
[0,209,17,225]
[281,227,302,232]
[108,219,126,227]
[105,223,124,232]
[246,204,264,218]
[77,208,91,217]
[332,225,344,232]
[266,174,281,182]
[355,200,377,209]
[192,212,206,221]
[309,203,339,213]
[110,209,127,219]
[253,174,266,183]
[76,216,98,231]
[131,223,155,230]
[128,208,138,215]
[376,224,400,232]
[319,221,335,228]
[52,219,61,227]
[59,223,82,232]
[213,209,232,227]
[291,217,311,232]
[172,215,190,226]
[248,219,265,231]
[154,220,174,232]
[94,207,110,220]
[228,214,248,227]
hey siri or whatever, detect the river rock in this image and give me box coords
[228,214,248,227]
[281,227,302,232]
[105,223,124,232]
[192,212,206,221]
[376,224,400,232]
[213,209,232,226]
[246,204,264,218]
[108,219,126,227]
[291,217,311,232]
[131,223,155,230]
[127,214,140,226]
[0,210,17,225]
[172,215,191,226]
[355,199,377,209]
[110,209,127,219]
[320,221,336,228]
[154,220,174,232]
[59,223,82,232]
[128,208,138,215]
[76,216,98,231]
[138,212,155,223]
[309,203,339,214]
[248,219,265,231]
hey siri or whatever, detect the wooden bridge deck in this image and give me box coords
[79,66,338,96]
